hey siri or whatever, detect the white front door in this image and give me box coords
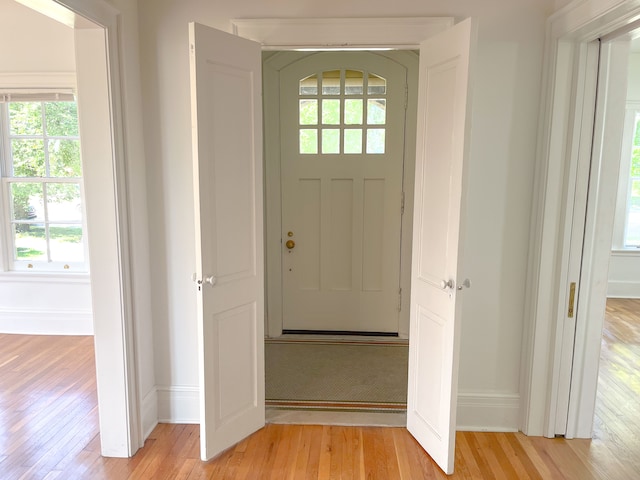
[280,52,407,333]
[189,22,265,461]
[406,18,475,475]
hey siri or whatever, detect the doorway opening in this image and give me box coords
[262,50,418,419]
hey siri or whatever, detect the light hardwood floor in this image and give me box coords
[0,298,638,479]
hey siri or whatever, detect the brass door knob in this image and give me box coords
[285,239,295,249]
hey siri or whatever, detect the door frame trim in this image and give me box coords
[23,0,142,456]
[522,0,640,437]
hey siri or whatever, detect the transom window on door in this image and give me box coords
[0,94,88,272]
[298,69,387,154]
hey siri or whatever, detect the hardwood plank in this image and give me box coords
[1,300,639,479]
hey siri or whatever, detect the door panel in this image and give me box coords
[189,22,264,461]
[407,18,475,475]
[280,52,407,333]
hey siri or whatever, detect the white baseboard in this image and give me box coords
[141,387,159,440]
[0,308,93,335]
[456,392,520,432]
[607,281,640,299]
[157,385,199,424]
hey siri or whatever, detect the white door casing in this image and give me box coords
[407,18,475,475]
[189,23,265,460]
[279,52,407,333]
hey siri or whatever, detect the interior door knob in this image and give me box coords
[440,279,454,289]
[285,239,295,249]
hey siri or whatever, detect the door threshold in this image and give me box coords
[266,334,408,345]
[266,407,406,427]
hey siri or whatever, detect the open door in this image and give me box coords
[407,18,475,475]
[189,23,265,460]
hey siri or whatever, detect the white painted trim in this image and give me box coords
[456,393,520,432]
[607,280,640,297]
[232,17,454,50]
[523,0,640,438]
[45,0,141,457]
[0,307,93,335]
[141,387,159,439]
[157,386,200,424]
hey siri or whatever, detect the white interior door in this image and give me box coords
[406,18,475,475]
[280,52,407,333]
[189,22,264,461]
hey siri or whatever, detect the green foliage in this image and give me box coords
[16,247,45,259]
[11,139,45,177]
[9,102,42,135]
[44,102,79,136]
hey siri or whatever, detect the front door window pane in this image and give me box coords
[344,129,363,154]
[345,70,364,95]
[344,99,363,125]
[299,99,318,125]
[300,74,318,95]
[322,99,340,124]
[322,129,340,154]
[322,70,341,95]
[300,129,318,154]
[367,129,386,154]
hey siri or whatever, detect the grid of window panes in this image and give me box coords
[625,111,640,247]
[298,70,387,155]
[2,100,86,270]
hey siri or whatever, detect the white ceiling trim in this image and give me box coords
[231,17,454,50]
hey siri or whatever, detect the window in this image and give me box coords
[298,69,387,155]
[623,109,640,248]
[0,94,88,272]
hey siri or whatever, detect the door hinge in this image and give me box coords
[398,288,402,312]
[401,191,405,215]
[568,282,576,318]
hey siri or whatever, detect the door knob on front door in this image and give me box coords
[285,239,295,249]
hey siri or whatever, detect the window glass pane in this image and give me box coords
[368,99,386,125]
[299,99,318,125]
[626,179,640,246]
[300,74,318,95]
[13,224,47,261]
[49,224,84,262]
[344,99,363,125]
[8,102,42,135]
[300,129,318,154]
[368,73,386,95]
[632,146,640,177]
[344,129,362,154]
[49,139,82,177]
[322,99,340,125]
[11,182,43,221]
[322,129,340,154]
[322,71,341,95]
[11,139,45,176]
[45,102,79,136]
[345,70,364,95]
[46,183,82,222]
[367,129,386,154]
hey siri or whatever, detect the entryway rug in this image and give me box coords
[265,339,408,412]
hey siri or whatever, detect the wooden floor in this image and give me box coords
[1,298,638,479]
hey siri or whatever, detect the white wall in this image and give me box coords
[608,52,640,299]
[0,0,93,335]
[138,0,554,430]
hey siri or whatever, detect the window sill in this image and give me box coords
[0,271,91,284]
[610,249,640,256]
